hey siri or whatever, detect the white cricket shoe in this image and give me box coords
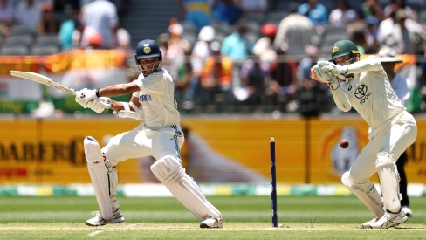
[402,206,413,217]
[369,210,408,229]
[86,209,125,226]
[361,217,379,229]
[200,216,223,229]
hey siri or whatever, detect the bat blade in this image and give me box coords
[10,70,76,95]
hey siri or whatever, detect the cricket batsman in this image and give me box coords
[310,40,417,229]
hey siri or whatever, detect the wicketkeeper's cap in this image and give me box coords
[330,40,360,60]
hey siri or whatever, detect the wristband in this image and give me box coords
[95,88,101,98]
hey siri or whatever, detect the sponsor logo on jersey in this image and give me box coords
[347,85,352,91]
[354,84,372,105]
[139,94,152,102]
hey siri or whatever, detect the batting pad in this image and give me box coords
[376,152,401,212]
[151,156,221,222]
[107,166,120,212]
[84,136,113,220]
[341,172,384,218]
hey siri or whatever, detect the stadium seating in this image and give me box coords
[30,45,60,56]
[3,35,33,47]
[35,34,60,47]
[0,45,30,56]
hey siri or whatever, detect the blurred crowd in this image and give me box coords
[0,0,130,53]
[156,0,426,115]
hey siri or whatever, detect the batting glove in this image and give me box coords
[86,97,111,113]
[75,88,98,108]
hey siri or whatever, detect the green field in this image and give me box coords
[1,195,426,239]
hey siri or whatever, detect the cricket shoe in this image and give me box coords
[402,206,413,217]
[86,209,125,226]
[361,217,379,229]
[369,209,408,229]
[200,216,223,229]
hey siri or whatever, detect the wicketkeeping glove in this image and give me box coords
[311,64,340,90]
[320,64,348,80]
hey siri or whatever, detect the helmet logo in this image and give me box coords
[332,46,339,54]
[143,44,151,54]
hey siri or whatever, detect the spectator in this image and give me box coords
[174,39,194,103]
[328,0,358,27]
[361,0,384,21]
[53,0,80,25]
[201,41,233,112]
[113,24,130,50]
[383,0,415,21]
[212,0,242,25]
[298,0,327,35]
[59,8,80,50]
[235,0,267,13]
[274,3,314,60]
[351,30,367,55]
[239,55,268,113]
[365,16,380,54]
[15,0,42,27]
[39,2,59,35]
[178,0,211,32]
[377,6,424,50]
[381,9,423,54]
[0,0,15,36]
[182,25,216,110]
[221,20,253,61]
[267,49,298,113]
[253,23,278,65]
[81,0,119,49]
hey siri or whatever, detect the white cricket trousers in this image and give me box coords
[348,111,417,182]
[101,124,184,165]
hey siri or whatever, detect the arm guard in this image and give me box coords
[113,102,144,120]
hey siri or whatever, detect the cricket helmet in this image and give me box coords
[134,38,162,63]
[330,40,360,63]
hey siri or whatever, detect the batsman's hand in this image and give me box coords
[86,97,111,113]
[75,88,97,108]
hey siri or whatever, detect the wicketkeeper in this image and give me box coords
[310,40,417,229]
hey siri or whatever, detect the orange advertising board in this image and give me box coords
[1,117,425,184]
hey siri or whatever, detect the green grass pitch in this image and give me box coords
[1,195,426,239]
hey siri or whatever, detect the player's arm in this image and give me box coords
[110,94,144,120]
[332,87,352,112]
[346,57,382,74]
[97,82,141,97]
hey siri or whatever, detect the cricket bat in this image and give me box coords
[10,70,76,95]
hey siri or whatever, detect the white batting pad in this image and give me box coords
[376,152,401,212]
[341,172,384,218]
[151,156,221,222]
[107,166,120,212]
[84,136,113,220]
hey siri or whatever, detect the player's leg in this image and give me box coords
[150,126,222,228]
[85,128,152,226]
[370,119,416,229]
[396,151,412,216]
[84,136,113,226]
[340,138,383,228]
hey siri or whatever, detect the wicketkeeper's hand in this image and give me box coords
[86,97,112,113]
[75,88,97,108]
[320,64,348,80]
[311,64,340,90]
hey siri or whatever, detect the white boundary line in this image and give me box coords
[87,230,103,237]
